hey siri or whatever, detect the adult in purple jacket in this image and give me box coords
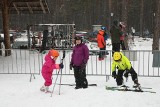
[70,36,89,89]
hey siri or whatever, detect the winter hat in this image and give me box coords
[49,49,59,58]
[119,22,126,28]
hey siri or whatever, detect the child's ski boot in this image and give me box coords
[133,80,141,91]
[44,86,51,93]
[40,85,46,92]
[119,84,128,91]
[40,85,51,93]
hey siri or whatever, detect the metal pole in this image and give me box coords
[50,69,61,97]
[58,69,63,95]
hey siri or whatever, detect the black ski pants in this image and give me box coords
[73,66,88,88]
[116,67,138,86]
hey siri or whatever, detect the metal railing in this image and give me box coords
[0,49,160,77]
[0,49,41,74]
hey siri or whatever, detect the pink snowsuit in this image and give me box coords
[42,53,60,86]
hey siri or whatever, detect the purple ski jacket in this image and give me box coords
[71,43,89,66]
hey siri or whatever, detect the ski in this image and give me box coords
[106,86,152,90]
[106,86,156,93]
[132,86,152,89]
[58,83,97,86]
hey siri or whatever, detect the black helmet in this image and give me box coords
[74,36,82,44]
[75,36,82,40]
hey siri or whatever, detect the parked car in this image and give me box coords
[20,30,33,37]
[12,36,29,49]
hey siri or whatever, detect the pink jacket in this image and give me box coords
[42,53,60,86]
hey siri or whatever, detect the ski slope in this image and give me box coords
[0,37,159,107]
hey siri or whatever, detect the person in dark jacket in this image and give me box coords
[110,20,122,56]
[70,36,89,89]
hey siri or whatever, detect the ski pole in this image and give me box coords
[50,50,65,97]
[58,69,63,95]
[58,58,63,95]
[50,69,60,97]
[58,50,65,95]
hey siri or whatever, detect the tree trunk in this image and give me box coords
[108,0,112,30]
[2,0,11,56]
[152,0,160,50]
[140,0,144,37]
[0,41,2,55]
[121,0,129,50]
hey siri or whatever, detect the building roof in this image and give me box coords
[0,0,50,14]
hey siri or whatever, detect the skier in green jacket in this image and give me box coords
[112,52,140,88]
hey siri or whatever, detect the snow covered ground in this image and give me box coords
[0,74,159,107]
[0,36,159,107]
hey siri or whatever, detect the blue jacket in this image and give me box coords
[71,43,89,66]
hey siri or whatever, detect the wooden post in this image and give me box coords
[1,0,11,56]
[153,0,160,50]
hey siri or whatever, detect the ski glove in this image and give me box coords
[112,71,117,79]
[59,63,64,69]
[70,63,73,70]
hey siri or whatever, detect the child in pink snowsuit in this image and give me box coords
[40,49,64,93]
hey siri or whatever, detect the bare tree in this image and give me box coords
[1,0,11,56]
[153,0,160,50]
[140,0,144,37]
[121,0,128,25]
[108,0,112,29]
[121,0,129,50]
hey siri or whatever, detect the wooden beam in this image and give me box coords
[39,0,46,14]
[26,2,33,14]
[13,3,20,14]
[1,0,50,14]
[13,0,39,3]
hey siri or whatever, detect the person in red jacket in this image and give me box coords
[40,49,64,93]
[97,30,106,61]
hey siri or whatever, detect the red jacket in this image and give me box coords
[97,30,106,48]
